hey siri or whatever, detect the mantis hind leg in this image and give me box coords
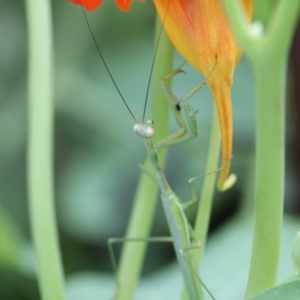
[179,242,216,300]
[107,236,172,287]
[108,235,216,299]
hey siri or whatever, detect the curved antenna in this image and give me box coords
[79,5,138,123]
[142,1,171,122]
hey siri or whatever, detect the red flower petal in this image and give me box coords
[68,0,103,11]
[115,0,134,11]
[115,0,146,12]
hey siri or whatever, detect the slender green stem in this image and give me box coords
[25,1,65,299]
[193,105,220,265]
[115,15,173,300]
[181,106,220,300]
[222,0,300,298]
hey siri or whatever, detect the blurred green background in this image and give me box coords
[0,0,299,299]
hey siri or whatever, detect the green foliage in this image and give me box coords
[0,206,26,270]
[249,279,300,300]
[1,0,299,299]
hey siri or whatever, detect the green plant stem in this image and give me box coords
[115,15,173,300]
[181,106,220,300]
[194,105,220,266]
[246,54,285,299]
[222,0,300,298]
[25,1,65,299]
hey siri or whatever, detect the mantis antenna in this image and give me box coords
[142,0,171,122]
[79,4,138,123]
[79,1,170,128]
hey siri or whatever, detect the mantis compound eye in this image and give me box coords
[133,121,154,138]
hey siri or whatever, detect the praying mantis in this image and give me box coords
[79,4,221,300]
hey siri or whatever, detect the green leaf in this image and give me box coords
[249,279,300,300]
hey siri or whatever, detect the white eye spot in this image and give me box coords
[146,127,154,137]
[133,123,141,135]
[133,121,154,138]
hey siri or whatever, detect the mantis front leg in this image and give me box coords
[155,64,206,152]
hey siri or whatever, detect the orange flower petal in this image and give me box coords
[154,0,253,190]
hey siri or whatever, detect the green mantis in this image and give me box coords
[131,67,216,300]
[79,4,216,300]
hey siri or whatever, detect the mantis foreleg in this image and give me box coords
[155,64,206,152]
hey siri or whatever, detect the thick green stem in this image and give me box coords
[25,0,65,299]
[245,58,285,299]
[115,15,173,300]
[222,0,300,298]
